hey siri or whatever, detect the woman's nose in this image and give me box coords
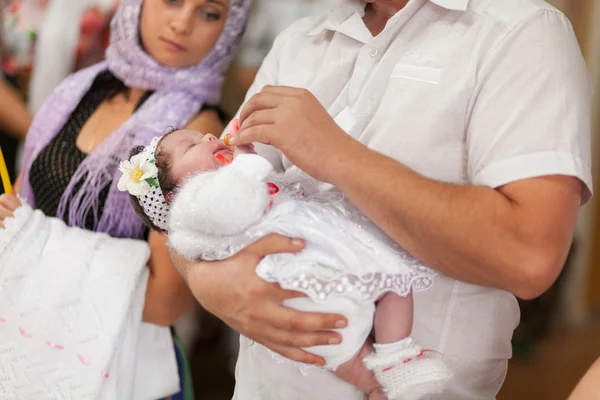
[170,10,193,35]
[202,134,217,142]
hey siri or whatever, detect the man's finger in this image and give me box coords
[255,320,343,348]
[259,299,347,332]
[261,85,308,97]
[242,234,305,261]
[257,337,327,366]
[233,125,273,146]
[239,109,276,132]
[239,91,283,123]
[255,299,347,333]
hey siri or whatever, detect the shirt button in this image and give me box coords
[246,338,255,347]
[369,48,379,57]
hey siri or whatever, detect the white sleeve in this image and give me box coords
[466,9,593,203]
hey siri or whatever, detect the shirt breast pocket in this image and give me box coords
[380,64,446,117]
[390,64,443,84]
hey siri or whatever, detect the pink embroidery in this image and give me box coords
[44,341,65,350]
[78,354,91,366]
[1,319,109,378]
[387,349,442,369]
[18,326,33,338]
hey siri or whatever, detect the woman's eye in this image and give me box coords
[204,11,221,21]
[198,6,222,21]
[164,0,181,5]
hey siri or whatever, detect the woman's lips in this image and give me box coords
[160,37,187,52]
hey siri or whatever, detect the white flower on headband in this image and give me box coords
[117,153,159,196]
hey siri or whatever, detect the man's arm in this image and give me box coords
[237,87,582,299]
[235,10,591,300]
[329,141,581,299]
[169,235,347,366]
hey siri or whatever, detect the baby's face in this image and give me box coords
[159,129,233,185]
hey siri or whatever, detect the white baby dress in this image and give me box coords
[168,154,444,387]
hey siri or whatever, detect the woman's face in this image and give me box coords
[139,0,230,68]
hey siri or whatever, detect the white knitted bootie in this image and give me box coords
[363,337,452,400]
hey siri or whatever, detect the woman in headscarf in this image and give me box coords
[0,0,116,186]
[1,0,252,398]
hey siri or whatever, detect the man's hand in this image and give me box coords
[0,193,21,228]
[234,85,357,183]
[171,234,348,366]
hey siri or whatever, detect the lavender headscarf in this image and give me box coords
[19,0,252,239]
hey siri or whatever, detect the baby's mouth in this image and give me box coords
[214,148,233,165]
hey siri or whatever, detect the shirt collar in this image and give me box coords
[308,0,469,36]
[431,0,469,10]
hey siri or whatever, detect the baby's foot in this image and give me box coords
[364,337,451,400]
[335,340,382,397]
[368,389,388,400]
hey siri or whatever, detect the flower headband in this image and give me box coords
[117,136,170,231]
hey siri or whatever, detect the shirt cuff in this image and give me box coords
[472,151,593,204]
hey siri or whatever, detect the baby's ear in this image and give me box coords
[165,190,176,205]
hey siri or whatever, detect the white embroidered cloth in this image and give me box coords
[0,203,179,400]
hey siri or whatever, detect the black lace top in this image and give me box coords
[29,70,225,231]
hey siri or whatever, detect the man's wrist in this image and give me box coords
[325,135,372,187]
[169,249,200,284]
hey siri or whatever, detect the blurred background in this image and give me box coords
[1,1,599,399]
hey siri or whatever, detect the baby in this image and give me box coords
[118,123,451,400]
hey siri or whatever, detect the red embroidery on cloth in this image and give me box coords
[382,349,442,371]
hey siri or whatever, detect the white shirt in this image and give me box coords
[233,0,593,398]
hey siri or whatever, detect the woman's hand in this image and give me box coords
[0,194,21,228]
[170,234,349,366]
[234,86,359,183]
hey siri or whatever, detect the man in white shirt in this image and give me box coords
[172,0,593,398]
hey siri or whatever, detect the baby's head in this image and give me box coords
[118,129,234,232]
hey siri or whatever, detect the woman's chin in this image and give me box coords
[150,52,204,69]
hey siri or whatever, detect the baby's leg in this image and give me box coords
[333,294,413,396]
[365,291,452,400]
[334,338,381,395]
[374,292,413,344]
